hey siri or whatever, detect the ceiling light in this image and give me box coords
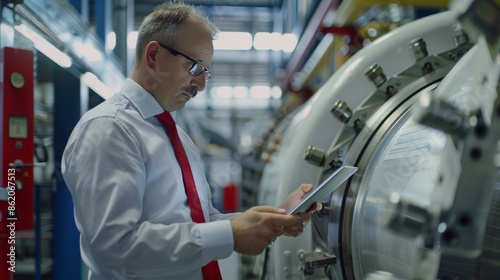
[81,72,114,99]
[106,32,116,50]
[250,85,271,99]
[128,31,138,49]
[270,32,283,51]
[214,32,252,50]
[282,33,298,53]
[253,32,298,52]
[210,86,233,99]
[233,86,248,98]
[15,24,72,68]
[253,32,272,50]
[73,40,103,61]
[271,86,282,99]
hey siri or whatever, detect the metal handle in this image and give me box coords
[9,159,46,171]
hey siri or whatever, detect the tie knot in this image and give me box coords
[156,111,176,129]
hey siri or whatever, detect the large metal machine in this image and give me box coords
[251,0,499,279]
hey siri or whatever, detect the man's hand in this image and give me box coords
[279,183,323,237]
[230,184,323,255]
[230,206,303,255]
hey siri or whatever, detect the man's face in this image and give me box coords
[149,19,214,112]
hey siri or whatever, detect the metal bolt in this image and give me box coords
[365,64,387,87]
[409,38,428,61]
[304,146,326,167]
[331,100,353,123]
[453,23,469,46]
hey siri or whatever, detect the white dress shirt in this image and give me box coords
[62,78,239,280]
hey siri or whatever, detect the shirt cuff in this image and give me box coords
[199,220,234,261]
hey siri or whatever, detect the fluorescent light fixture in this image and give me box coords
[253,32,272,50]
[106,31,116,50]
[250,85,271,99]
[60,31,72,42]
[233,86,248,98]
[208,85,279,100]
[1,24,14,43]
[253,32,298,53]
[73,40,103,61]
[81,72,115,99]
[211,86,233,99]
[270,32,283,51]
[271,86,282,99]
[282,33,298,53]
[128,31,138,49]
[214,32,252,50]
[14,24,72,68]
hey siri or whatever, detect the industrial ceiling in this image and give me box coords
[133,0,290,89]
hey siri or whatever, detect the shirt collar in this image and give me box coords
[119,78,165,119]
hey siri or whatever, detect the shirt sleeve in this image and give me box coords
[62,116,234,276]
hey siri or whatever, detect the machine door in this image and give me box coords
[309,20,498,280]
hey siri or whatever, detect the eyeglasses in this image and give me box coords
[158,43,212,80]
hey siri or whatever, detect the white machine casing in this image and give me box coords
[256,7,499,279]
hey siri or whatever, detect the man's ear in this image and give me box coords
[145,41,160,69]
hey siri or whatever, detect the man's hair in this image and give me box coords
[134,1,219,64]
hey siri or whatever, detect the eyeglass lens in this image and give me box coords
[190,63,211,80]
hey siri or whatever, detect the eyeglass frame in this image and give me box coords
[157,42,212,80]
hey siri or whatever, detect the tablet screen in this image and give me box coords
[287,166,358,215]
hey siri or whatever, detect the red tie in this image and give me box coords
[156,112,223,280]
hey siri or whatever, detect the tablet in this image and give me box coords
[287,166,358,215]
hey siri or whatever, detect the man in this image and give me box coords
[62,2,319,279]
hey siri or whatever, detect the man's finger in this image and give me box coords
[252,205,286,214]
[307,202,323,214]
[300,183,314,194]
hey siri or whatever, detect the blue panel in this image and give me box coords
[69,0,89,23]
[53,66,82,280]
[415,8,446,19]
[69,0,82,14]
[95,0,106,41]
